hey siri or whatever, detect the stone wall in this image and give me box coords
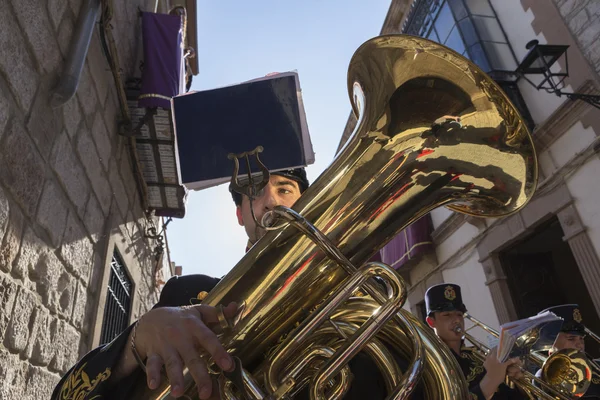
[0,0,165,398]
[553,0,600,80]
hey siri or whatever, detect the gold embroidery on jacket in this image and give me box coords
[461,348,484,383]
[59,363,111,400]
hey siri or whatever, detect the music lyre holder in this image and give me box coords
[228,146,271,228]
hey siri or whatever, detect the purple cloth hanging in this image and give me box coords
[379,214,434,270]
[139,12,182,109]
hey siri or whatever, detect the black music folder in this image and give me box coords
[172,71,314,191]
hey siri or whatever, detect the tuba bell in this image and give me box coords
[132,34,538,399]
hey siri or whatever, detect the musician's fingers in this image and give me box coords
[178,343,213,399]
[194,302,239,326]
[162,345,186,397]
[186,314,233,372]
[146,353,164,389]
[206,377,222,400]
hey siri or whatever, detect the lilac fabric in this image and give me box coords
[139,12,182,109]
[379,214,434,270]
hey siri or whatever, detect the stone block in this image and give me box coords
[26,84,64,161]
[63,96,82,140]
[50,319,81,374]
[0,81,10,140]
[92,112,113,171]
[0,185,9,239]
[0,124,45,217]
[72,280,87,330]
[51,132,91,217]
[36,180,69,247]
[76,131,113,215]
[104,84,121,135]
[14,227,45,280]
[5,286,37,353]
[569,7,590,35]
[0,274,18,338]
[11,0,61,75]
[120,150,139,207]
[76,63,99,122]
[579,16,600,49]
[87,31,110,106]
[587,2,600,17]
[0,206,25,273]
[83,193,106,239]
[24,366,60,400]
[68,0,81,17]
[57,14,74,58]
[0,1,39,112]
[110,166,129,219]
[560,0,588,18]
[47,0,68,31]
[25,306,54,366]
[32,249,75,316]
[0,349,27,399]
[61,213,94,282]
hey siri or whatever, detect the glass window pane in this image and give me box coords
[445,25,466,55]
[468,43,491,72]
[448,0,468,20]
[473,16,505,42]
[458,18,479,47]
[427,27,440,42]
[434,3,456,43]
[465,0,494,16]
[484,42,517,71]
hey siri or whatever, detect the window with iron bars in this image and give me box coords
[100,250,133,345]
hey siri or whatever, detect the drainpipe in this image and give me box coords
[51,0,101,108]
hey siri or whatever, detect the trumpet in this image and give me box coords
[456,317,592,399]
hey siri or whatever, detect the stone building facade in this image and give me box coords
[339,0,600,348]
[0,0,178,397]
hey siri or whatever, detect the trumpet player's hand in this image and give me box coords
[111,302,238,399]
[480,348,521,399]
[506,358,524,380]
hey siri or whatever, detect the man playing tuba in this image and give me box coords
[52,168,422,400]
[52,169,309,400]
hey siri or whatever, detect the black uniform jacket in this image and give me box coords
[453,346,526,400]
[52,274,425,400]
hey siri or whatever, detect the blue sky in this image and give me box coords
[167,1,392,277]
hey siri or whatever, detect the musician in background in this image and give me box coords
[51,169,309,400]
[425,283,526,400]
[534,304,600,398]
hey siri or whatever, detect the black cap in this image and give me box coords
[425,283,467,316]
[229,168,309,205]
[539,304,585,335]
[272,168,309,192]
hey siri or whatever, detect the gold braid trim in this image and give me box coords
[460,348,485,383]
[59,362,111,400]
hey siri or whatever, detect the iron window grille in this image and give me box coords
[99,250,133,345]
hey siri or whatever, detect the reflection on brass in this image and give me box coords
[131,35,538,399]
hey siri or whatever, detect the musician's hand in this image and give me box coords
[135,302,238,399]
[506,358,524,380]
[482,348,509,386]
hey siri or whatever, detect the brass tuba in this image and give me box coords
[133,35,538,399]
